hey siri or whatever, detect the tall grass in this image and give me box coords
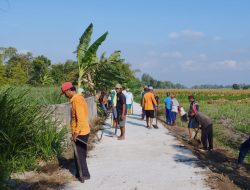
[0,87,66,188]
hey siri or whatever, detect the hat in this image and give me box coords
[148,86,153,90]
[144,85,148,89]
[77,87,85,94]
[61,82,73,94]
[115,84,122,89]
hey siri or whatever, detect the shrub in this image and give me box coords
[0,87,66,186]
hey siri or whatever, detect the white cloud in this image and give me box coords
[161,51,182,58]
[199,53,207,60]
[219,60,238,69]
[213,36,222,41]
[169,29,205,40]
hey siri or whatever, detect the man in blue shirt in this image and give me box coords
[164,93,172,125]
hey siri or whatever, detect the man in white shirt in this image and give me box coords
[125,88,134,115]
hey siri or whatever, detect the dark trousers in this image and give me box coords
[74,134,90,178]
[201,124,213,150]
[238,137,250,164]
[165,108,172,124]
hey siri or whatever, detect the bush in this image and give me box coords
[0,87,66,186]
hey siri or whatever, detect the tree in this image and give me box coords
[76,23,108,89]
[29,55,51,85]
[232,83,240,90]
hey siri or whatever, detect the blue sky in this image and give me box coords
[1,0,250,86]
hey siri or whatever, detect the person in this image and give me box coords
[237,135,250,166]
[142,86,158,129]
[188,95,199,139]
[188,110,213,151]
[140,86,148,120]
[115,84,127,140]
[152,91,160,129]
[99,91,108,116]
[178,105,188,122]
[171,95,179,126]
[125,88,134,115]
[60,82,90,183]
[110,89,118,129]
[164,93,172,125]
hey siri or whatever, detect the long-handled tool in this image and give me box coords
[193,128,200,140]
[71,138,84,181]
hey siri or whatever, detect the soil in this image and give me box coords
[158,116,250,190]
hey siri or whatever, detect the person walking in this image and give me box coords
[125,88,134,115]
[140,86,148,120]
[142,86,158,129]
[188,110,213,151]
[164,93,172,125]
[188,95,199,139]
[171,95,179,126]
[237,135,250,166]
[60,82,90,183]
[115,84,127,140]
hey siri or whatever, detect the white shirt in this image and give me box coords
[125,92,133,104]
[171,98,179,113]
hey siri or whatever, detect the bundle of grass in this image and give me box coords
[0,87,66,188]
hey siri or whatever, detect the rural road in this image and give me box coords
[64,103,210,190]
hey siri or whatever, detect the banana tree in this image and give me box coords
[76,23,108,90]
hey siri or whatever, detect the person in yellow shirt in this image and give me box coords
[142,86,158,129]
[61,82,90,183]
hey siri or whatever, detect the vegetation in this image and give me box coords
[0,87,66,188]
[155,89,250,161]
[141,73,186,89]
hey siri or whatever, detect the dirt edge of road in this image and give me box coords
[158,116,249,190]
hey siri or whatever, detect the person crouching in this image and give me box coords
[188,110,213,151]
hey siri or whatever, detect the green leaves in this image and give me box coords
[76,23,109,89]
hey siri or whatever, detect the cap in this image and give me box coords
[77,87,85,94]
[148,86,153,90]
[61,82,73,95]
[115,84,122,89]
[144,85,148,89]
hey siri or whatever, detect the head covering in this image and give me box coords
[115,83,122,89]
[148,86,153,90]
[61,82,73,94]
[144,85,148,90]
[77,87,85,94]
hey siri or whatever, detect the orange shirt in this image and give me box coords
[70,94,90,135]
[142,92,157,110]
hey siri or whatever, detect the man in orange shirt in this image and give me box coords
[61,82,90,183]
[142,86,158,129]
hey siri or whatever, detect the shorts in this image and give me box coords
[126,104,132,109]
[112,107,118,119]
[118,116,126,127]
[145,110,155,118]
[188,117,199,128]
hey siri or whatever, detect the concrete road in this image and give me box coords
[64,103,210,190]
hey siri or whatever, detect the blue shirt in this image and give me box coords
[164,97,172,109]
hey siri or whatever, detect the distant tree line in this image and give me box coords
[141,73,186,89]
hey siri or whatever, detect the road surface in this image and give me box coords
[64,103,210,190]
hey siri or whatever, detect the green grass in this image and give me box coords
[156,89,250,163]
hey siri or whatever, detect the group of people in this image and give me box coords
[60,81,250,183]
